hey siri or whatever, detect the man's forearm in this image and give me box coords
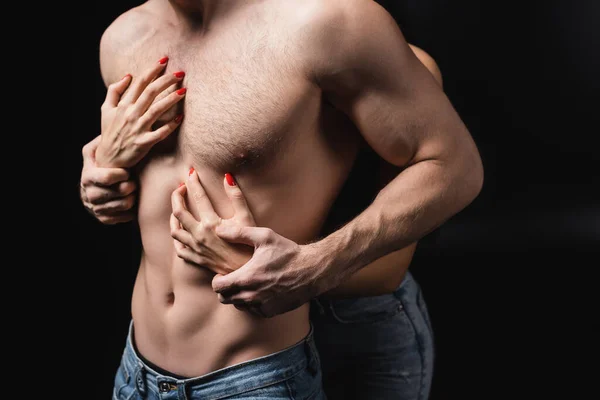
[309,155,483,290]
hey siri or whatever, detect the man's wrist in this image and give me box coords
[304,226,366,295]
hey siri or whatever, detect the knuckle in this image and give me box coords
[145,107,160,121]
[87,193,103,205]
[172,208,184,219]
[259,228,273,243]
[119,180,135,195]
[124,109,137,123]
[146,85,161,98]
[193,190,208,203]
[192,231,206,246]
[229,188,245,199]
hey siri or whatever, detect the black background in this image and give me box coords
[70,1,599,399]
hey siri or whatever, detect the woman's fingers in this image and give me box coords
[175,246,208,266]
[170,213,192,251]
[170,223,196,248]
[187,169,218,219]
[134,71,185,116]
[138,114,183,146]
[120,56,169,105]
[171,185,200,232]
[81,135,102,167]
[103,74,132,109]
[86,181,137,205]
[140,87,187,127]
[223,173,256,226]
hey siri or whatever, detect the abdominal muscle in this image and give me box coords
[129,155,311,378]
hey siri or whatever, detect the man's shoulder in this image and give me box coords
[99,5,157,84]
[287,0,402,82]
[101,5,156,58]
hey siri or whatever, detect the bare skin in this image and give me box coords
[82,44,441,295]
[92,0,481,378]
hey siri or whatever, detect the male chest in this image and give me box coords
[129,24,319,171]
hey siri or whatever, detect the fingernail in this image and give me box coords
[189,167,195,176]
[225,173,236,186]
[176,88,187,96]
[174,71,185,79]
[174,114,183,124]
[159,56,169,64]
[122,73,132,80]
[178,183,185,188]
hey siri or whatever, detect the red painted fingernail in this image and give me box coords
[174,114,183,124]
[176,88,187,95]
[174,71,185,79]
[189,167,195,176]
[178,183,185,188]
[122,73,132,80]
[225,173,236,186]
[159,56,169,64]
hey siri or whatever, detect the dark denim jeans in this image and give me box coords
[113,322,326,400]
[311,272,434,400]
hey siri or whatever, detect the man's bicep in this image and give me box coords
[317,2,457,167]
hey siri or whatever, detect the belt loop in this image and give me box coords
[135,364,147,397]
[304,338,319,377]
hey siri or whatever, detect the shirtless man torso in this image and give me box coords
[94,0,482,391]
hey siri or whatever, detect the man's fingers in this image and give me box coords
[218,292,258,305]
[212,266,256,295]
[214,226,273,247]
[121,57,169,105]
[93,194,136,214]
[81,167,130,187]
[223,173,256,225]
[138,115,183,146]
[86,181,137,205]
[103,74,132,108]
[135,71,185,118]
[186,169,218,219]
[171,185,199,232]
[97,212,136,225]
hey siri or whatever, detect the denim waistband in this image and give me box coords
[121,321,319,399]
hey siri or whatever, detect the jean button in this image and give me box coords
[159,382,170,393]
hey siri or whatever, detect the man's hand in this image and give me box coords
[212,226,329,318]
[80,136,137,225]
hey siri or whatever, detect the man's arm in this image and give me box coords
[211,1,482,316]
[325,44,445,298]
[307,1,483,288]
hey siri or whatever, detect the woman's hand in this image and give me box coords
[170,171,256,276]
[80,136,137,224]
[96,56,187,168]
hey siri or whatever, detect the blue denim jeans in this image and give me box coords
[311,272,434,400]
[113,322,326,400]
